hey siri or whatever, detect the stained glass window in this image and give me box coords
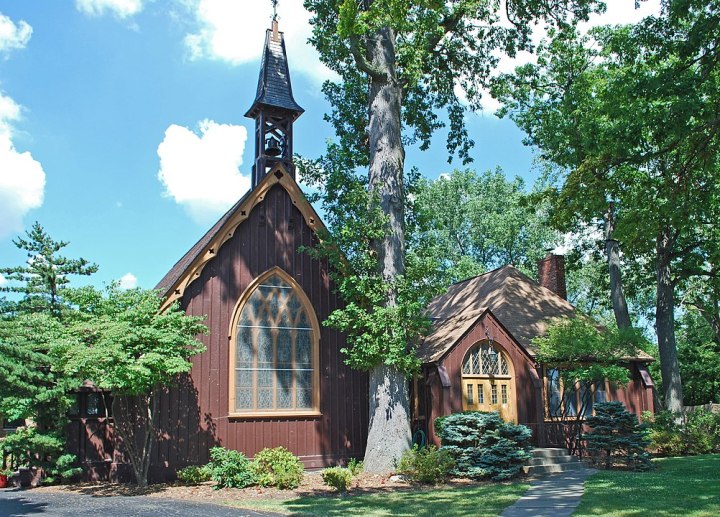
[234,272,317,413]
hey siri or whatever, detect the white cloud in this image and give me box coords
[75,0,145,19]
[0,273,6,287]
[0,12,32,56]
[157,119,250,224]
[0,92,46,238]
[184,0,334,83]
[119,272,138,289]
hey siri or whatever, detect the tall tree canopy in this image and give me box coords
[303,0,602,472]
[493,0,720,414]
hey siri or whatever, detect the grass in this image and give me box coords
[575,454,720,516]
[225,482,530,516]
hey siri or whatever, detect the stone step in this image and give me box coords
[532,447,571,459]
[528,455,582,466]
[524,461,590,476]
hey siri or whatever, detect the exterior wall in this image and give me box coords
[148,184,369,481]
[608,362,655,416]
[424,312,542,446]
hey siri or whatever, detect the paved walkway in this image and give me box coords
[500,469,597,517]
[0,487,282,517]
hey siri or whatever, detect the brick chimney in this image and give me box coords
[538,253,567,300]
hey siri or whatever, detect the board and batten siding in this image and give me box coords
[147,184,368,481]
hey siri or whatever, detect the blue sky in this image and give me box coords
[0,1,658,291]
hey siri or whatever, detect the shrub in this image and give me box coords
[436,411,532,481]
[684,409,720,455]
[396,445,454,484]
[583,401,652,471]
[643,410,685,456]
[207,447,256,489]
[44,454,83,485]
[251,447,304,489]
[322,466,353,492]
[176,465,211,485]
[645,409,720,456]
[347,457,364,477]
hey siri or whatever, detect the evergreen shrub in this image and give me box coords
[322,466,353,492]
[435,411,532,481]
[396,445,454,484]
[176,465,211,485]
[251,446,304,489]
[583,401,652,470]
[207,447,256,489]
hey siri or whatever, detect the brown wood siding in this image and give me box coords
[425,312,540,446]
[148,184,368,481]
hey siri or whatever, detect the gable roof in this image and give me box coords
[245,25,304,119]
[417,265,577,363]
[155,165,323,311]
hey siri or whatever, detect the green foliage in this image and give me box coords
[299,154,439,375]
[0,223,92,479]
[396,445,454,484]
[643,410,686,456]
[644,409,720,456]
[207,447,257,489]
[347,457,363,477]
[583,401,652,471]
[414,169,560,282]
[322,466,354,492]
[176,465,211,485]
[250,447,304,489]
[306,0,601,165]
[436,412,532,481]
[0,221,98,317]
[44,454,82,485]
[56,286,207,396]
[676,310,720,406]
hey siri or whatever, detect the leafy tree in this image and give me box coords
[54,286,207,487]
[413,168,560,282]
[0,223,95,477]
[532,318,643,452]
[675,310,720,406]
[493,3,720,414]
[303,0,602,473]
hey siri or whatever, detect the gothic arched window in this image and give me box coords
[229,268,320,416]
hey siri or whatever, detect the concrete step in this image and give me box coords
[532,447,571,458]
[524,461,590,475]
[528,455,582,466]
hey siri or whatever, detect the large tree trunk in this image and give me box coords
[604,206,631,330]
[363,25,412,474]
[655,227,684,415]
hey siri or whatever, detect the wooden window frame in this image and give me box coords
[228,267,321,418]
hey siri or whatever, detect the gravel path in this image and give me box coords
[0,488,282,517]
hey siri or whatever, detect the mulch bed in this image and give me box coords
[34,472,489,503]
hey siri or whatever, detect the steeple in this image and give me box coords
[246,16,304,188]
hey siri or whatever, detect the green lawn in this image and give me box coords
[226,482,530,516]
[575,454,720,517]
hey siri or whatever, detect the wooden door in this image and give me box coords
[461,342,517,423]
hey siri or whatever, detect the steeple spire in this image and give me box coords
[245,10,304,188]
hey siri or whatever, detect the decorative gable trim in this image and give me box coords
[159,164,324,312]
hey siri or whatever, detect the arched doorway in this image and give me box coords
[461,341,517,422]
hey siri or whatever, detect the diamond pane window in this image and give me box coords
[233,270,318,413]
[462,342,510,377]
